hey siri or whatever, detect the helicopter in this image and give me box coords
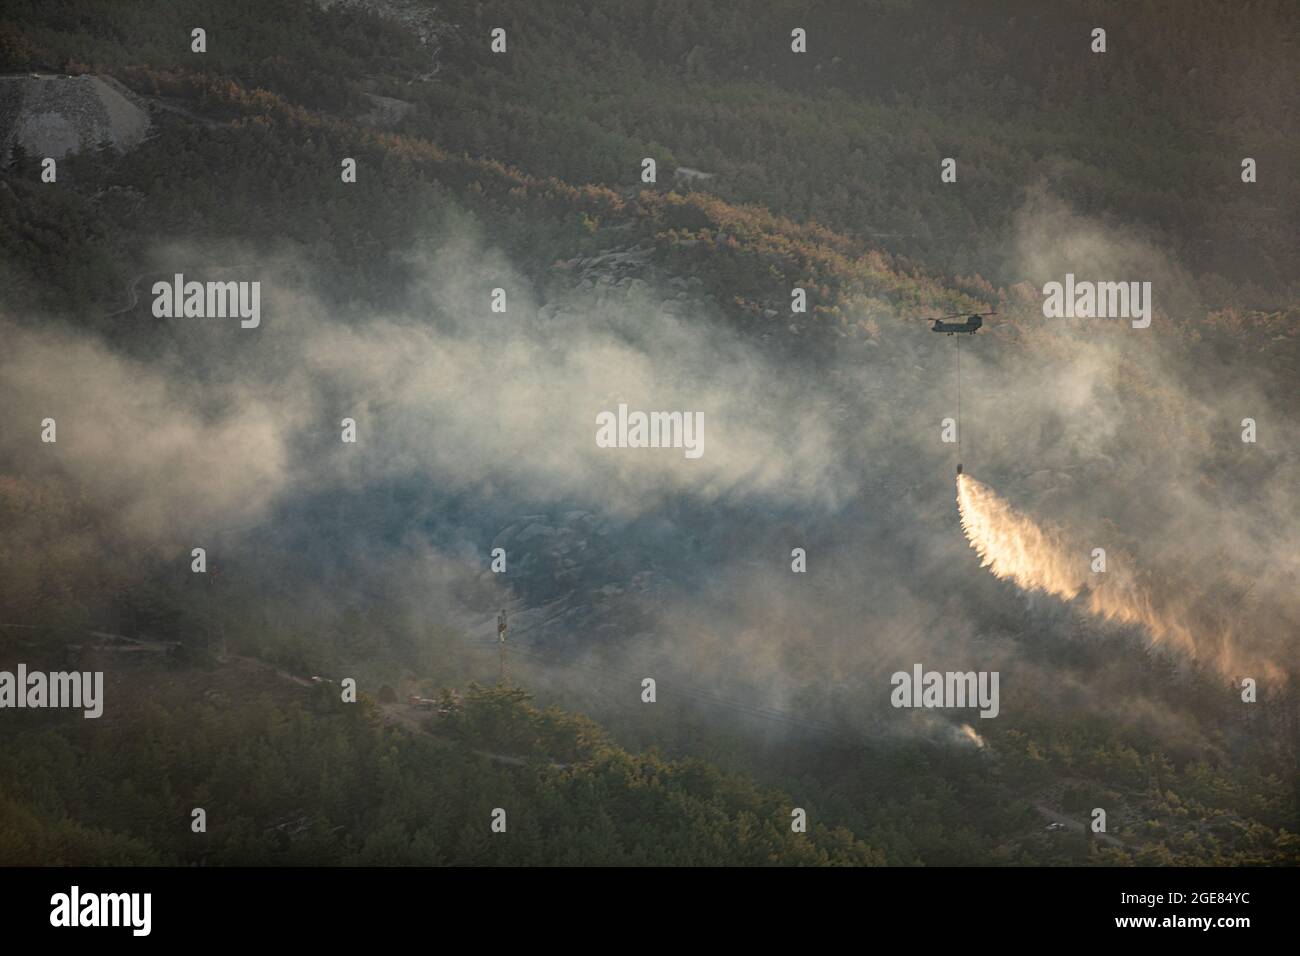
[921,311,997,334]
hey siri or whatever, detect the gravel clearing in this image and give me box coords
[0,74,150,160]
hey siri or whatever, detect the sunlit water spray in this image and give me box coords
[956,472,1256,678]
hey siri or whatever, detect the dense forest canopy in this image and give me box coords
[4,0,1297,300]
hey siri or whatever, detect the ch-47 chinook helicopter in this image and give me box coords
[918,310,998,477]
[921,311,997,335]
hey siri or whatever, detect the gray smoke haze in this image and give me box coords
[0,321,292,543]
[1,189,1295,755]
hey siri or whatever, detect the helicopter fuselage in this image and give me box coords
[930,316,983,334]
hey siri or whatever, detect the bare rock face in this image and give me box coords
[357,92,417,129]
[316,0,445,48]
[0,74,150,161]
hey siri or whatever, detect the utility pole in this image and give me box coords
[497,608,508,684]
[211,560,228,662]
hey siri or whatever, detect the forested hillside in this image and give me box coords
[0,658,881,865]
[1,0,1297,868]
[3,634,1295,866]
[5,0,1296,300]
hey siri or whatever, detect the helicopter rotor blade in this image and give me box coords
[918,310,998,322]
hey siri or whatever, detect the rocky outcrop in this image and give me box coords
[317,0,446,50]
[487,509,667,642]
[0,74,150,161]
[358,92,416,129]
[545,242,715,322]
